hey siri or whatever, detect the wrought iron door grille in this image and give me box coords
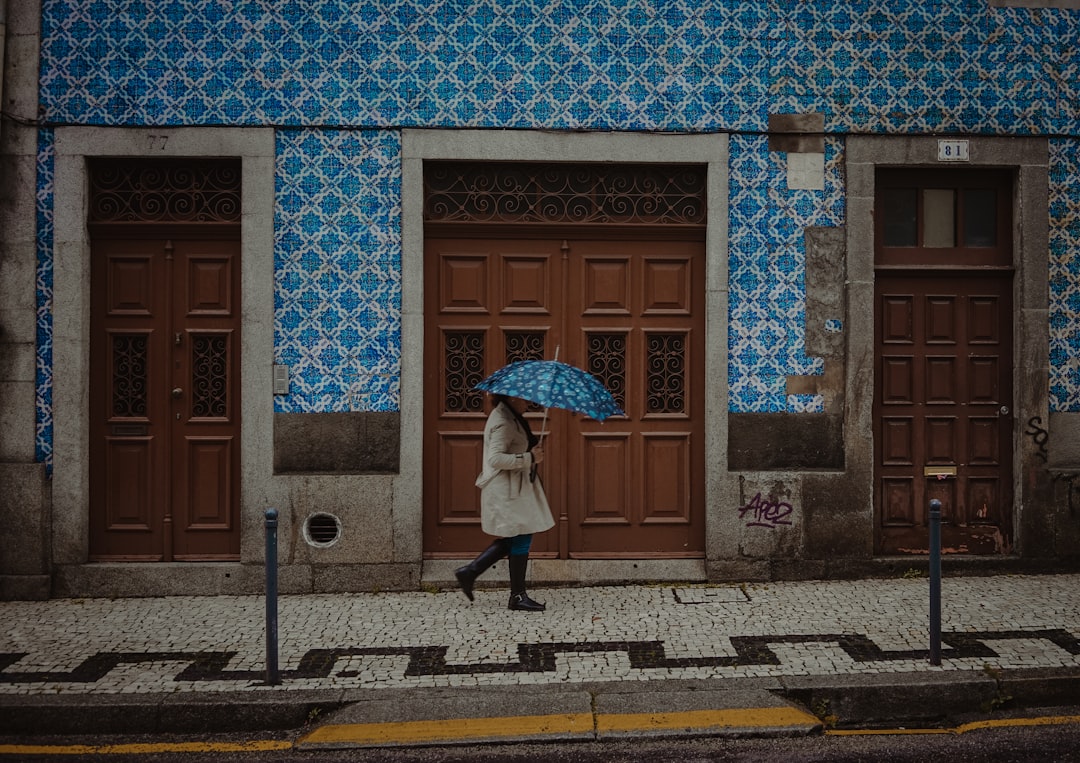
[647,333,686,414]
[192,335,229,418]
[588,333,627,412]
[505,331,546,412]
[444,331,485,413]
[89,159,242,223]
[424,162,706,227]
[111,335,148,417]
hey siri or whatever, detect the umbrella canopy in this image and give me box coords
[474,360,625,422]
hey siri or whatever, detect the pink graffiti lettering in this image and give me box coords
[738,493,794,529]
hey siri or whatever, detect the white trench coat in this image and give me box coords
[474,402,555,538]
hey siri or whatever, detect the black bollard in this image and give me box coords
[265,508,281,685]
[929,499,942,666]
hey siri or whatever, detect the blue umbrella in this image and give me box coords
[474,359,624,422]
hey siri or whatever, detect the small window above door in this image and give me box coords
[876,169,1012,267]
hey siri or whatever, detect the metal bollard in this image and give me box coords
[265,508,281,685]
[929,499,942,666]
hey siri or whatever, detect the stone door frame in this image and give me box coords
[51,127,275,571]
[402,130,730,582]
[846,136,1049,557]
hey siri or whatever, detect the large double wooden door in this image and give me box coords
[89,233,241,560]
[423,237,705,558]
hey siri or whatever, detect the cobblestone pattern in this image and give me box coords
[2,576,1078,694]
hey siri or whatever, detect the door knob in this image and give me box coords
[172,387,183,398]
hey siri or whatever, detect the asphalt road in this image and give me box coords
[4,710,1080,762]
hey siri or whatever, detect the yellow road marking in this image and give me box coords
[4,712,1077,754]
[826,714,1080,737]
[300,712,593,747]
[301,707,818,747]
[0,740,293,756]
[827,728,952,736]
[954,715,1080,733]
[597,707,820,732]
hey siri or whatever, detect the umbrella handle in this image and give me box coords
[530,345,557,482]
[531,407,549,483]
[538,345,556,446]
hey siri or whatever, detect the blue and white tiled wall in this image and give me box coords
[274,129,402,413]
[32,0,1080,467]
[728,135,845,414]
[36,1,1080,134]
[34,131,55,468]
[1050,139,1080,413]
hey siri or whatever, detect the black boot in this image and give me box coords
[507,554,545,612]
[454,539,509,602]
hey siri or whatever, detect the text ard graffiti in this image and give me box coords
[738,493,794,529]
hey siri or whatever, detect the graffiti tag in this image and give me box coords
[1025,416,1080,516]
[738,493,794,529]
[1025,416,1049,463]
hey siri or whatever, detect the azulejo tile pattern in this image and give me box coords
[34,131,55,471]
[1049,139,1080,413]
[274,129,402,413]
[38,0,1080,136]
[30,0,1080,461]
[728,135,844,413]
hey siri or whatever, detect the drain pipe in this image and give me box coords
[0,0,7,220]
[0,0,7,129]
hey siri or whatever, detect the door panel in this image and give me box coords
[568,241,703,557]
[104,437,153,530]
[90,236,241,561]
[424,237,705,558]
[875,169,1014,556]
[874,273,1013,555]
[424,239,561,556]
[581,434,630,522]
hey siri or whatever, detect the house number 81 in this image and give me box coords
[937,139,969,162]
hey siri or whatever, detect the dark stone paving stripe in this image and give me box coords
[1,629,1077,684]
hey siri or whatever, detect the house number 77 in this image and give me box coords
[147,134,169,150]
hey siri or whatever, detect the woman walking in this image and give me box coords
[455,394,554,611]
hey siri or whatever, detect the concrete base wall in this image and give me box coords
[51,562,423,598]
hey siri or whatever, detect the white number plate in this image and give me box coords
[937,139,969,162]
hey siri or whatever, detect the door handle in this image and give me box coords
[172,387,184,398]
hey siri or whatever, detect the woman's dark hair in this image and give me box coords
[492,395,539,449]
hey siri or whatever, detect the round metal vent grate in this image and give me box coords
[303,513,342,548]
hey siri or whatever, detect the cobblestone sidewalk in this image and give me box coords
[2,575,1079,696]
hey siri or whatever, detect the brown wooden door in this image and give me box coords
[874,169,1014,555]
[89,234,241,560]
[423,237,705,559]
[874,274,1014,554]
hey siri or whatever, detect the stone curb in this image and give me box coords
[0,690,346,736]
[4,669,1080,739]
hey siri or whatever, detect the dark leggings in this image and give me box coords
[506,534,532,556]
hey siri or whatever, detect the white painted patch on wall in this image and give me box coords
[787,152,825,190]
